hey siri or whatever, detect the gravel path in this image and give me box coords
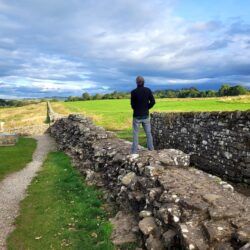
[0,134,56,250]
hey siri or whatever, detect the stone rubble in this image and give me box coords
[50,114,250,250]
[109,211,138,246]
[0,133,18,146]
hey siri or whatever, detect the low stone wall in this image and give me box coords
[151,111,250,184]
[0,133,18,146]
[50,114,250,250]
[47,102,63,122]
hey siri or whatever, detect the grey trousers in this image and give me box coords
[131,117,154,154]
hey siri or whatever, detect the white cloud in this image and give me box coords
[0,0,249,97]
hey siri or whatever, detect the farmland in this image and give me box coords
[60,95,250,130]
[1,96,249,145]
[55,96,250,144]
[1,95,250,249]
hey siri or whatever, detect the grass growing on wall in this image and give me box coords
[7,151,114,250]
[0,137,37,181]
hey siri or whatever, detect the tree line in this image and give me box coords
[0,99,35,107]
[0,84,248,107]
[66,84,249,101]
[0,98,58,107]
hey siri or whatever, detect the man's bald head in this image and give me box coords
[136,76,144,86]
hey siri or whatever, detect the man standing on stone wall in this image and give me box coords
[130,76,155,154]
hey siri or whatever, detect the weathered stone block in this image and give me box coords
[0,133,18,146]
[139,217,157,236]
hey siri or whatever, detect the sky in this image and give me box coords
[0,0,250,98]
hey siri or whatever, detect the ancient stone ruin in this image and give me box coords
[151,111,250,184]
[50,114,250,250]
[0,133,18,146]
[0,121,18,146]
[47,101,64,123]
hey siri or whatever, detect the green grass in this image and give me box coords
[63,97,250,129]
[116,128,147,147]
[155,98,250,111]
[64,99,133,131]
[0,137,37,181]
[7,151,114,250]
[60,96,250,146]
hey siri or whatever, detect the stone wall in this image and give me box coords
[151,111,250,184]
[0,133,18,146]
[50,114,250,250]
[47,101,64,122]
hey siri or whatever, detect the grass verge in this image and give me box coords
[0,137,37,181]
[7,151,113,250]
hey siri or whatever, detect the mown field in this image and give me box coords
[1,96,249,145]
[1,96,249,131]
[53,95,250,144]
[60,96,250,131]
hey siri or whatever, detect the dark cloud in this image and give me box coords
[228,21,250,35]
[207,39,230,50]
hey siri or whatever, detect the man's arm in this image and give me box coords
[148,90,155,109]
[130,91,136,110]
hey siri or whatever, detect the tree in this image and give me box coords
[0,99,8,106]
[205,90,217,97]
[165,90,177,98]
[228,85,248,96]
[188,87,200,98]
[92,93,102,100]
[82,92,91,101]
[218,84,230,96]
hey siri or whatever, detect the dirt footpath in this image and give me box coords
[0,134,55,250]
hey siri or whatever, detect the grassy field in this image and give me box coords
[60,96,250,130]
[52,95,250,145]
[0,103,47,130]
[1,96,249,145]
[0,102,67,130]
[0,137,37,181]
[1,96,249,132]
[7,151,114,250]
[1,97,249,248]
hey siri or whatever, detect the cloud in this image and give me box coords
[228,20,250,35]
[0,0,249,98]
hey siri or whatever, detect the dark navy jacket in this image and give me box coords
[130,86,155,117]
